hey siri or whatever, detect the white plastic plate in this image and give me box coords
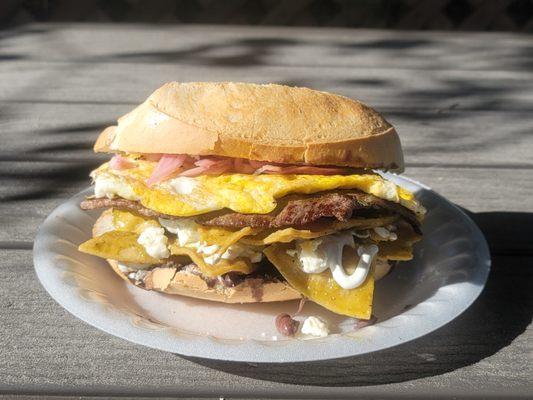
[33,174,490,362]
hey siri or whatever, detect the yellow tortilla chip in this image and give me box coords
[79,231,160,264]
[240,216,398,246]
[197,226,258,257]
[169,244,256,277]
[264,243,374,318]
[370,221,421,261]
[89,209,258,275]
[111,209,159,233]
[111,209,257,260]
[377,243,414,260]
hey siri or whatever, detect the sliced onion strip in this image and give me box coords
[109,154,135,170]
[146,154,188,187]
[140,153,352,183]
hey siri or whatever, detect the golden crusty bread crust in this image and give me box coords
[94,82,404,171]
[107,258,302,303]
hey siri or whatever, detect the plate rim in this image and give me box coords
[33,174,491,363]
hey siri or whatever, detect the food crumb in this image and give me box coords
[301,316,329,337]
[275,313,299,337]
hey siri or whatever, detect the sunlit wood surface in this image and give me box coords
[0,23,531,398]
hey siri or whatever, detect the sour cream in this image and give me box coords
[290,232,378,290]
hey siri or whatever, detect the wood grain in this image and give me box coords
[1,103,533,167]
[1,166,533,246]
[0,23,532,398]
[1,61,532,111]
[1,249,531,397]
[2,24,533,71]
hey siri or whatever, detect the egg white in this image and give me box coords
[91,160,424,218]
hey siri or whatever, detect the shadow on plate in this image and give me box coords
[184,209,533,386]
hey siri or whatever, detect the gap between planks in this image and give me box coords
[4,58,533,73]
[2,99,533,114]
[1,157,533,170]
[0,241,33,250]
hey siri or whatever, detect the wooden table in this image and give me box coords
[1,23,532,399]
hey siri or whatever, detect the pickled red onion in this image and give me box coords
[194,158,222,168]
[253,164,284,175]
[142,153,351,183]
[146,154,188,186]
[233,158,256,174]
[177,166,206,177]
[248,160,269,169]
[109,154,135,170]
[180,159,232,177]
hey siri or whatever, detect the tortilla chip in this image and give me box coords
[169,244,256,277]
[241,215,398,246]
[79,231,160,264]
[264,243,374,318]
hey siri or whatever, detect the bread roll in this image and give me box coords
[95,82,403,171]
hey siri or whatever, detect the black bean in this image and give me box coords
[275,313,299,337]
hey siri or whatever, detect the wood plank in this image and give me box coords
[1,24,532,72]
[1,61,532,112]
[1,164,532,253]
[1,24,532,397]
[0,397,209,400]
[1,249,531,397]
[1,103,532,168]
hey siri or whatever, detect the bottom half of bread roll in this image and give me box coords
[79,202,420,319]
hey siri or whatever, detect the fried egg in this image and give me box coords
[91,159,424,218]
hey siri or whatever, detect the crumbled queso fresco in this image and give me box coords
[93,173,140,201]
[158,218,262,265]
[301,316,329,337]
[137,226,170,259]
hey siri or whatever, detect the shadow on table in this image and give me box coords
[185,209,533,386]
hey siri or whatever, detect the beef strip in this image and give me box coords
[199,192,360,228]
[197,191,421,233]
[80,190,420,232]
[80,197,175,219]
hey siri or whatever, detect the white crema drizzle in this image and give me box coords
[290,232,379,290]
